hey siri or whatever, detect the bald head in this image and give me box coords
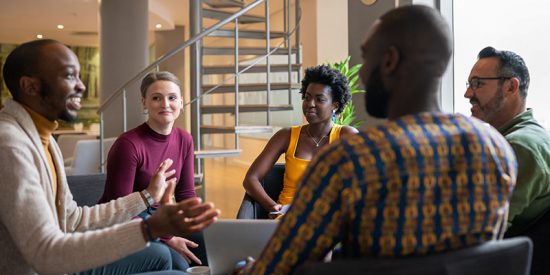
[2,39,61,100]
[376,5,452,76]
[360,5,452,119]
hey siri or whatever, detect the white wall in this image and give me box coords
[302,0,350,66]
[314,0,349,65]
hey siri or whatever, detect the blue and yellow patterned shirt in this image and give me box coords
[251,113,517,275]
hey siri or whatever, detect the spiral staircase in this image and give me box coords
[97,0,302,194]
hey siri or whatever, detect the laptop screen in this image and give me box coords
[204,219,279,275]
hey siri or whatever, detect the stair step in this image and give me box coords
[203,47,298,56]
[200,125,274,134]
[201,104,293,114]
[203,8,265,24]
[202,0,244,8]
[195,149,242,158]
[202,82,300,94]
[208,29,285,39]
[203,64,301,75]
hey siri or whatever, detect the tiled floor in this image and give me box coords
[203,158,248,219]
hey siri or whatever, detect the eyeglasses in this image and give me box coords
[466,76,511,90]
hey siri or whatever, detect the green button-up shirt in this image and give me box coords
[500,109,550,236]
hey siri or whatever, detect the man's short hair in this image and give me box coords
[478,46,530,99]
[2,39,60,100]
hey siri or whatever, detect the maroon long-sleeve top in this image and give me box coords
[99,123,195,203]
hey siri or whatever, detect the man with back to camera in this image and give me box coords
[243,5,518,275]
[464,47,550,236]
[0,39,220,274]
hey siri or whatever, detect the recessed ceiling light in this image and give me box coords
[36,34,43,39]
[57,24,65,30]
[155,23,162,29]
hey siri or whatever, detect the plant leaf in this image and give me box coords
[325,56,366,127]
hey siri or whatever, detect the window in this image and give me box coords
[454,0,550,128]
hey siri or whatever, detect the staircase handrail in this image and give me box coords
[97,0,266,114]
[188,6,301,109]
[96,0,301,173]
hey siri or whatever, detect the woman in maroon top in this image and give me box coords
[98,71,201,268]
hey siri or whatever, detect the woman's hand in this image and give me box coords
[267,204,283,219]
[165,236,202,264]
[145,158,177,203]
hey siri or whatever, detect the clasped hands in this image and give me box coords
[143,158,220,241]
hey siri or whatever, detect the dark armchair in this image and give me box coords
[66,173,106,206]
[506,210,550,275]
[294,237,533,275]
[236,163,285,219]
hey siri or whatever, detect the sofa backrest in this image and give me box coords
[66,173,106,206]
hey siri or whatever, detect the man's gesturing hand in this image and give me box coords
[147,197,220,239]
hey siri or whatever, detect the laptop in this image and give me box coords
[204,219,279,275]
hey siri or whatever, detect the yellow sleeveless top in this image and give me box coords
[278,124,342,205]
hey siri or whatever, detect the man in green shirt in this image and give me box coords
[465,46,550,236]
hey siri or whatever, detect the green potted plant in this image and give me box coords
[327,56,365,127]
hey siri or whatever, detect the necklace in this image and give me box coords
[305,125,330,147]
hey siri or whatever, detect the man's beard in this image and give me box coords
[365,65,391,119]
[58,107,77,122]
[471,86,504,125]
[40,80,77,122]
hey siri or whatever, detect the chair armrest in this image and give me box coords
[236,193,257,219]
[64,156,74,167]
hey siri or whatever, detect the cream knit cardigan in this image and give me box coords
[0,100,149,274]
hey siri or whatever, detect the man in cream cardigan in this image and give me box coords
[0,39,220,274]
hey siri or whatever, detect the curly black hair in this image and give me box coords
[300,65,351,114]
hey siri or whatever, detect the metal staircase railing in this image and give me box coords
[194,0,301,155]
[96,0,301,193]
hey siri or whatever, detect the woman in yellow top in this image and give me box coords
[242,65,358,218]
